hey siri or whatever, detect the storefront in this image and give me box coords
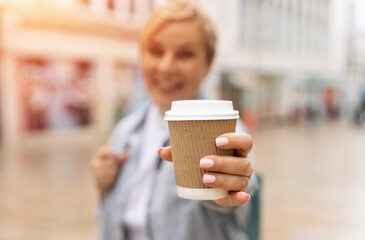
[0,5,140,145]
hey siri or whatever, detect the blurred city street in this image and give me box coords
[0,130,100,240]
[0,122,364,240]
[253,122,365,240]
[1,0,365,239]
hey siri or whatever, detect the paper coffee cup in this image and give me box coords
[165,100,239,200]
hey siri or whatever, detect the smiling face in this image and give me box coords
[141,20,211,114]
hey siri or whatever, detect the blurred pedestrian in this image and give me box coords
[323,86,340,121]
[242,108,258,131]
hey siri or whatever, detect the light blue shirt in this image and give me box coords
[98,102,259,240]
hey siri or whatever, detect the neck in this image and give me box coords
[158,105,169,117]
[156,93,203,117]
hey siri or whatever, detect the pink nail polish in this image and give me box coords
[239,192,250,201]
[200,158,214,168]
[203,174,216,184]
[216,137,228,147]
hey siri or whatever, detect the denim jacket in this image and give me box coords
[97,103,259,240]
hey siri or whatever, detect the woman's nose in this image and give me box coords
[158,53,176,72]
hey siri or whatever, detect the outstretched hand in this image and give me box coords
[158,133,253,207]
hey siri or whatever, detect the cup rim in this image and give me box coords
[164,100,239,121]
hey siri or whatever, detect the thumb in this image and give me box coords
[115,151,128,166]
[213,191,250,207]
[158,146,172,162]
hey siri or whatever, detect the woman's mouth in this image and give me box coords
[155,80,183,93]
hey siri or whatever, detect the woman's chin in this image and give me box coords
[153,97,173,111]
[152,90,197,109]
[153,92,177,105]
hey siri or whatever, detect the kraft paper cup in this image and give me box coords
[165,100,239,200]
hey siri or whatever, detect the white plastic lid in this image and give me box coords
[164,100,239,121]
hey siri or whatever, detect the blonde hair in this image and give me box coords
[140,0,217,65]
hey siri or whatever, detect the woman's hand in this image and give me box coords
[158,133,253,207]
[90,146,128,201]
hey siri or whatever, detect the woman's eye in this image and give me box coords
[177,51,194,59]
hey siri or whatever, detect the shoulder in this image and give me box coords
[108,105,149,151]
[113,110,145,134]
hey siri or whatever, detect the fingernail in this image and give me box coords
[200,158,214,168]
[238,192,250,203]
[242,192,250,200]
[216,137,228,147]
[203,174,216,184]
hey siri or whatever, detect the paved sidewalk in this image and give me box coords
[0,123,364,240]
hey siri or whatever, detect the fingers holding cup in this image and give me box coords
[215,132,253,158]
[200,155,253,177]
[202,172,251,192]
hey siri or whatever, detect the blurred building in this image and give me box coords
[354,35,365,68]
[0,0,155,145]
[196,0,353,127]
[348,12,365,125]
[0,0,359,145]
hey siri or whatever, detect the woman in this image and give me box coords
[90,1,259,240]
